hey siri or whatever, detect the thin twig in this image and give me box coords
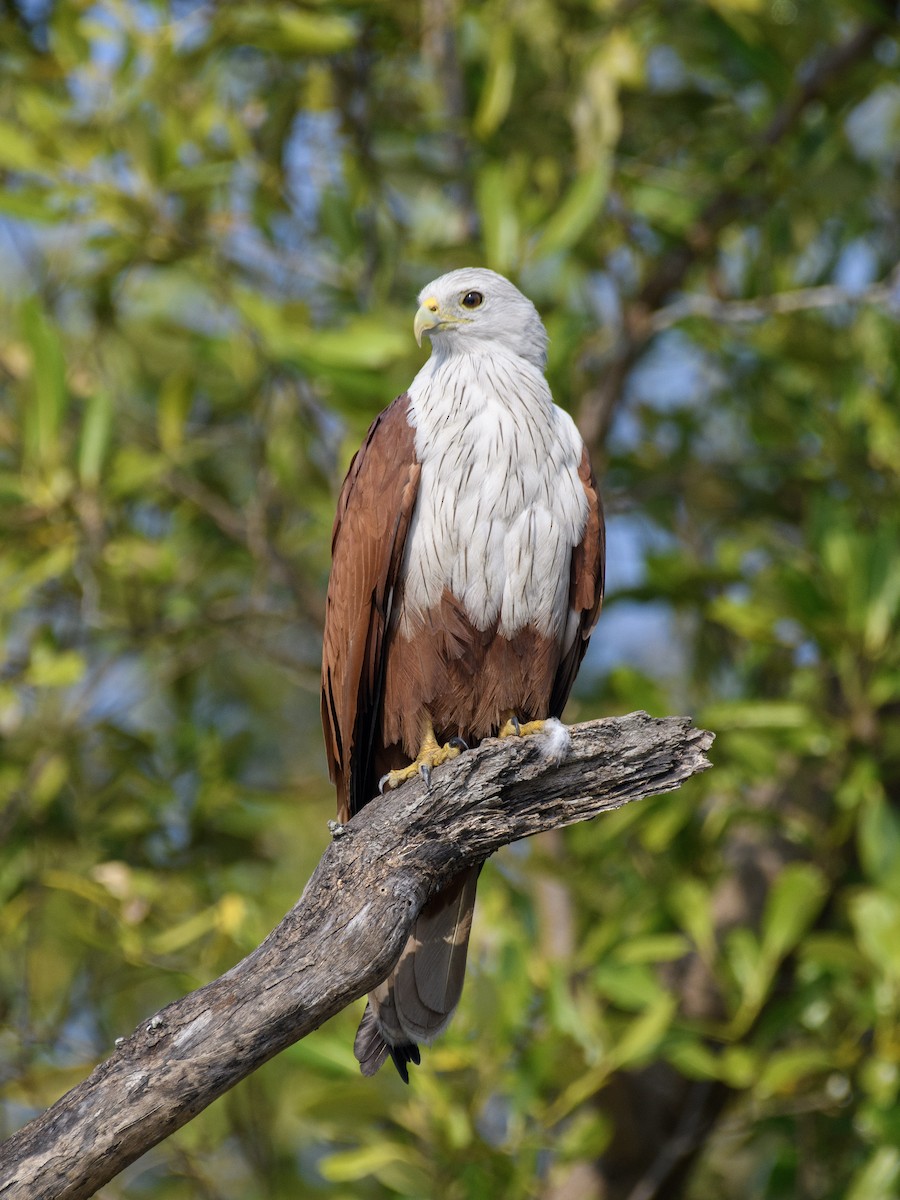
[650,264,900,332]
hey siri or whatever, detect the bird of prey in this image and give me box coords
[321,268,605,1081]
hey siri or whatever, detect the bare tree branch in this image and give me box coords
[0,712,712,1200]
[650,263,900,332]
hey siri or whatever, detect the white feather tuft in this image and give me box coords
[537,718,571,764]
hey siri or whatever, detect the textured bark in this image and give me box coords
[0,711,713,1200]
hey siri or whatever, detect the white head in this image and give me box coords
[413,268,549,371]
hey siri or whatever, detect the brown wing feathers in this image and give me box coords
[321,394,420,821]
[550,446,605,718]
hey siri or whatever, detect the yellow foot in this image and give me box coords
[379,734,465,793]
[499,717,547,739]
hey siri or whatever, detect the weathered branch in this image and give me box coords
[0,712,713,1200]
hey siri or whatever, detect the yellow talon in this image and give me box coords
[499,717,547,739]
[379,722,462,792]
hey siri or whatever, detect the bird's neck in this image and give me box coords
[410,343,549,408]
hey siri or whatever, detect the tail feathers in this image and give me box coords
[353,867,481,1082]
[390,1042,421,1083]
[354,1002,419,1081]
[396,866,479,1038]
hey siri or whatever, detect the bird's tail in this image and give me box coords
[354,865,481,1082]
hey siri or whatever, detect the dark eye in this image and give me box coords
[461,291,484,309]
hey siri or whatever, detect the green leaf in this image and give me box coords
[800,933,868,974]
[667,1040,758,1087]
[25,648,86,689]
[150,905,222,955]
[863,529,900,655]
[0,543,77,609]
[29,754,69,811]
[473,27,516,139]
[0,120,42,171]
[235,292,408,373]
[666,1038,724,1080]
[608,993,677,1070]
[219,7,356,54]
[0,186,58,221]
[21,299,68,469]
[668,877,716,961]
[725,926,763,1001]
[476,161,520,273]
[555,1110,612,1162]
[850,891,900,983]
[846,1147,900,1200]
[109,448,168,496]
[157,373,192,455]
[719,1046,758,1088]
[319,1143,423,1185]
[858,793,900,893]
[614,934,692,964]
[532,161,610,259]
[79,390,113,487]
[104,537,177,583]
[594,961,664,1009]
[760,864,828,967]
[755,1046,835,1099]
[699,700,812,730]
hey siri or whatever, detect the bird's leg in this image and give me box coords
[379,717,464,793]
[498,712,548,739]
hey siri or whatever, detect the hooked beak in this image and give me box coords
[414,296,445,347]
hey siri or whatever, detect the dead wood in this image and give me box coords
[0,711,713,1200]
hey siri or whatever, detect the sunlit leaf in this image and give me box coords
[476,161,520,273]
[20,299,68,469]
[217,6,357,54]
[473,26,516,139]
[0,120,43,171]
[531,161,610,259]
[79,389,113,487]
[846,1147,900,1200]
[319,1143,425,1185]
[157,373,192,455]
[857,794,900,893]
[25,648,86,689]
[608,993,677,1070]
[850,891,900,983]
[760,864,828,967]
[755,1046,836,1099]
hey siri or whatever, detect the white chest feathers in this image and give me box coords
[401,350,588,640]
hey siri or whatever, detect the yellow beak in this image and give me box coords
[414,298,444,347]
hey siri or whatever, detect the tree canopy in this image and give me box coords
[1,1,899,1197]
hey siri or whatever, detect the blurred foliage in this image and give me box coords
[1,0,900,1197]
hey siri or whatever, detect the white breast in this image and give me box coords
[401,349,587,641]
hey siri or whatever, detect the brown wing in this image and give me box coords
[550,444,605,717]
[321,394,420,822]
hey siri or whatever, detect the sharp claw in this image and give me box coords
[512,715,522,736]
[449,736,468,751]
[378,772,392,794]
[419,763,432,790]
